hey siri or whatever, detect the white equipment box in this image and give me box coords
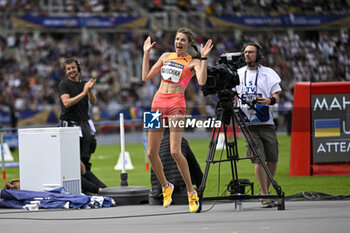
[19,127,81,195]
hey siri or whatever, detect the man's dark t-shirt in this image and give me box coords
[58,79,90,121]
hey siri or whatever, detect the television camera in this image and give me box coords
[201,52,243,97]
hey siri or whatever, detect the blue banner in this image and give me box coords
[11,15,148,29]
[0,110,10,125]
[4,134,18,148]
[208,14,350,28]
[0,109,59,128]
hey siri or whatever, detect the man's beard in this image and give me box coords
[69,72,78,78]
[247,61,257,68]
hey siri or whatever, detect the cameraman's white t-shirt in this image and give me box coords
[235,65,281,125]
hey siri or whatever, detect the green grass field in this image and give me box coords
[1,135,350,197]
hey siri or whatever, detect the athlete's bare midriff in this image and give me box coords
[158,80,185,93]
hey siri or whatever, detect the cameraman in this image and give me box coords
[235,42,281,208]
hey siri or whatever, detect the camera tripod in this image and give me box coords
[197,91,285,211]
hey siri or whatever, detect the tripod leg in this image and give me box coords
[198,123,220,197]
[197,125,220,213]
[277,193,285,210]
[234,108,283,197]
[197,109,225,205]
[225,113,241,195]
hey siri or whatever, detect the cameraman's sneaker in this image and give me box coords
[188,191,200,213]
[261,199,275,208]
[162,183,174,208]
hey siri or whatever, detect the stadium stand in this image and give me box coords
[0,0,349,132]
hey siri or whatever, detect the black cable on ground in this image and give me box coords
[0,209,190,221]
[286,191,350,201]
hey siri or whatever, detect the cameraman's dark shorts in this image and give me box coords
[244,125,279,163]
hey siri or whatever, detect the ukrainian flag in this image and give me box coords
[315,119,340,137]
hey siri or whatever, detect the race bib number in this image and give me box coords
[161,61,184,83]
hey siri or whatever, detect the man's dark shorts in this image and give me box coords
[244,125,279,163]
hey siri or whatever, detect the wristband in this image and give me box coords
[269,96,276,105]
[200,57,207,60]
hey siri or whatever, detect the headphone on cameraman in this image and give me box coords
[242,42,263,63]
[63,58,81,72]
